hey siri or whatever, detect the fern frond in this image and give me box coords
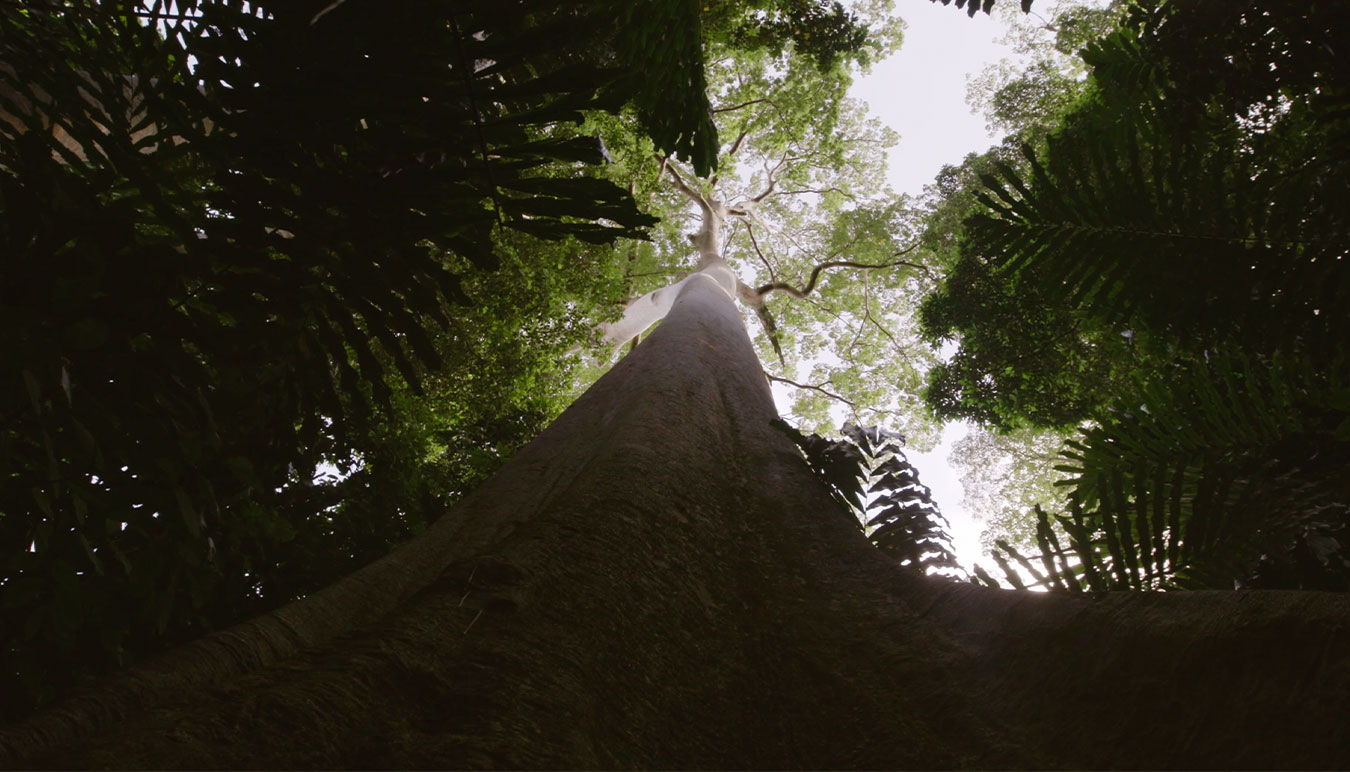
[985,351,1350,591]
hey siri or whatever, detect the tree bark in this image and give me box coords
[2,275,1348,769]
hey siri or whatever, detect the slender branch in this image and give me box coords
[745,155,783,205]
[755,244,925,298]
[744,224,777,281]
[756,260,892,299]
[726,129,751,157]
[778,187,854,200]
[764,373,856,409]
[310,0,349,24]
[712,98,777,114]
[865,305,906,354]
[625,269,688,280]
[847,279,870,354]
[778,221,815,264]
[748,178,777,205]
[890,259,937,282]
[724,219,745,255]
[662,159,711,213]
[662,158,697,198]
[804,295,849,327]
[1029,10,1056,30]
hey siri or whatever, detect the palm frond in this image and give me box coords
[977,351,1350,591]
[776,421,963,575]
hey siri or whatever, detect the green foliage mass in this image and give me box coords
[949,425,1066,553]
[576,4,940,446]
[918,1,1133,434]
[922,0,1350,590]
[966,0,1124,138]
[704,0,894,71]
[0,0,711,719]
[919,247,1130,431]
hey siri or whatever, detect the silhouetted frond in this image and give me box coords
[777,421,963,576]
[977,351,1350,591]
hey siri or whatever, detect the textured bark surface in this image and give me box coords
[2,275,1348,769]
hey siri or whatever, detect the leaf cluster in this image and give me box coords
[940,0,1350,589]
[978,352,1350,591]
[711,0,872,71]
[930,0,1033,19]
[0,0,708,718]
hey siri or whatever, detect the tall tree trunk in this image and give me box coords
[2,274,1348,769]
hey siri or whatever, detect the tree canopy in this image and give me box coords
[0,0,726,718]
[576,7,955,443]
[918,0,1350,590]
[0,0,921,722]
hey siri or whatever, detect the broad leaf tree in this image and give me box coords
[582,13,954,443]
[926,0,1350,588]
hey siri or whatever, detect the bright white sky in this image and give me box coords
[859,3,1019,568]
[769,1,1027,568]
[856,2,1012,197]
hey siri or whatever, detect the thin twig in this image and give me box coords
[745,224,777,281]
[764,373,856,409]
[755,244,923,298]
[712,98,777,114]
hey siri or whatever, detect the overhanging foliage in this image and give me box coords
[0,0,716,718]
[944,0,1350,591]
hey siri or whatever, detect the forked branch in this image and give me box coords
[661,158,709,211]
[754,245,923,299]
[764,373,856,409]
[713,98,778,114]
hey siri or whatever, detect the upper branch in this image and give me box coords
[754,245,923,299]
[712,98,778,114]
[777,186,855,201]
[752,152,793,204]
[726,129,751,157]
[662,158,716,218]
[764,373,856,409]
[744,223,777,280]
